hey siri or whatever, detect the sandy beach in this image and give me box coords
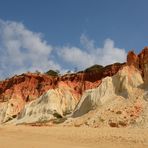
[0,125,147,148]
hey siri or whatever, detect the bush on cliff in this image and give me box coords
[45,70,59,77]
[84,64,103,72]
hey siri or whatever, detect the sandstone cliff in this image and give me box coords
[0,47,148,126]
[64,47,148,128]
[0,62,124,123]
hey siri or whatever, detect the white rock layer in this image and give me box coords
[72,66,144,117]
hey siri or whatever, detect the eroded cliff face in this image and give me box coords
[64,48,148,128]
[127,47,148,85]
[57,62,125,97]
[138,47,148,85]
[13,86,78,124]
[0,73,56,102]
[127,50,139,68]
[0,63,125,103]
[0,62,125,123]
[0,47,148,125]
[72,66,144,118]
[0,73,56,122]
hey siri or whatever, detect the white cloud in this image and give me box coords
[80,34,95,51]
[58,34,127,69]
[0,19,127,79]
[0,20,61,79]
[58,46,95,68]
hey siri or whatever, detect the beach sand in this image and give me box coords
[0,125,147,148]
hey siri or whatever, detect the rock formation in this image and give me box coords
[0,63,124,123]
[138,47,148,85]
[72,65,144,118]
[0,73,55,122]
[0,73,55,102]
[0,47,148,127]
[127,50,139,67]
[12,86,78,124]
[64,48,148,128]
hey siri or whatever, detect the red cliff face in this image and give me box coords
[126,47,148,84]
[57,63,125,98]
[0,73,55,103]
[0,47,148,122]
[127,50,139,68]
[138,47,148,84]
[1,47,148,109]
[0,73,56,119]
[0,62,125,105]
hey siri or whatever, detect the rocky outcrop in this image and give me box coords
[65,65,147,128]
[126,47,148,85]
[127,50,139,68]
[0,73,56,122]
[138,47,148,85]
[0,63,125,103]
[59,62,125,96]
[0,73,56,103]
[0,63,125,123]
[7,86,78,124]
[0,47,148,125]
[64,48,148,128]
[72,66,144,118]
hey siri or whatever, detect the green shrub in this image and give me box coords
[45,70,59,77]
[84,64,103,72]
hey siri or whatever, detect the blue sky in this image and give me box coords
[0,0,148,79]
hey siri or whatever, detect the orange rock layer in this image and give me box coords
[0,47,148,105]
[0,64,124,104]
